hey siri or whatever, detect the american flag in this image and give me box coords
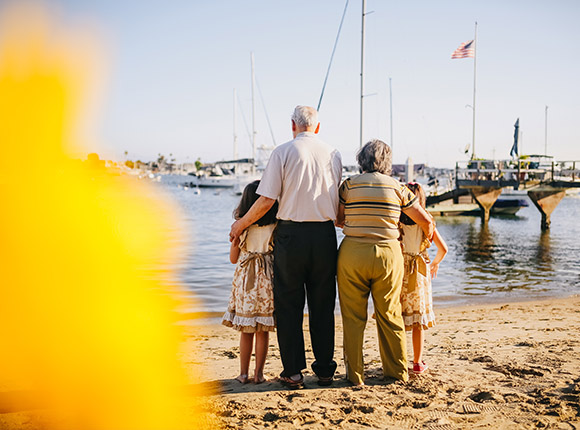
[451,40,475,59]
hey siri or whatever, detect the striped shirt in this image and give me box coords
[339,172,417,242]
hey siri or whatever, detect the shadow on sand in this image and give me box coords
[184,372,403,396]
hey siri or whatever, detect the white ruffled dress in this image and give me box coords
[222,223,276,333]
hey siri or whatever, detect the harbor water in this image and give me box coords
[156,175,580,315]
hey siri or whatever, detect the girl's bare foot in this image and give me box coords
[235,374,249,384]
[254,374,266,384]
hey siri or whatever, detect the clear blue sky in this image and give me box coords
[55,0,579,167]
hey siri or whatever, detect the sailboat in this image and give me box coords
[188,158,258,189]
[190,54,263,190]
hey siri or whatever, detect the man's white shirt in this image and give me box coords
[257,132,342,222]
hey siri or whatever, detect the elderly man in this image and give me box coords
[229,105,342,388]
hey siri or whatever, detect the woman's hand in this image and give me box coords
[402,204,434,241]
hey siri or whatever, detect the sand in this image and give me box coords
[1,296,579,429]
[185,296,580,429]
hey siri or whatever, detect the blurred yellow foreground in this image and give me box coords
[0,3,214,429]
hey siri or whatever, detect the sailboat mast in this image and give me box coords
[233,88,238,160]
[471,21,477,160]
[545,105,548,156]
[359,0,366,149]
[251,52,257,165]
[389,77,393,155]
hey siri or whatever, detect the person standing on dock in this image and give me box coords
[229,105,342,388]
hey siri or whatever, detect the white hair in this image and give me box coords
[291,105,319,128]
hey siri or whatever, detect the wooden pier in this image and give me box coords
[452,157,580,229]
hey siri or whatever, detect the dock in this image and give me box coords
[449,157,580,229]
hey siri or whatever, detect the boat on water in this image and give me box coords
[428,198,529,217]
[423,163,532,217]
[185,53,274,193]
[188,158,259,189]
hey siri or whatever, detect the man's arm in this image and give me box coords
[402,203,435,241]
[229,196,276,242]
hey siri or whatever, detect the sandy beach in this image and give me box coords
[185,296,580,429]
[1,296,579,429]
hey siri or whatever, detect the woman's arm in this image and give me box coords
[402,203,434,241]
[430,227,448,279]
[335,203,345,228]
[229,236,241,264]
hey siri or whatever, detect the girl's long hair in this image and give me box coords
[233,180,278,226]
[399,182,426,226]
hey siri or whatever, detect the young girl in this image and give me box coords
[222,180,278,384]
[399,182,448,375]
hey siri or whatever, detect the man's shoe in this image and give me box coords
[278,373,304,389]
[317,375,333,386]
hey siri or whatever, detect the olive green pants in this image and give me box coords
[337,237,409,385]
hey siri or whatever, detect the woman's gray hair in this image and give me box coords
[291,105,319,128]
[356,139,392,174]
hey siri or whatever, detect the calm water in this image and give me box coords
[155,175,580,314]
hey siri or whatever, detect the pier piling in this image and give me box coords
[527,188,566,230]
[469,187,503,222]
[454,157,580,229]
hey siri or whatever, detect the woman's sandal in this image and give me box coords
[235,374,249,384]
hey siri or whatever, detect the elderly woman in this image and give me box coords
[336,139,434,385]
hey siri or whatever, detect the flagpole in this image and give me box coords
[471,21,477,160]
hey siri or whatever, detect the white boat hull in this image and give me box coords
[190,174,260,189]
[428,198,528,216]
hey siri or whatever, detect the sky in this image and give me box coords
[46,0,580,167]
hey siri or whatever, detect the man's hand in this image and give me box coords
[229,219,245,242]
[229,196,276,242]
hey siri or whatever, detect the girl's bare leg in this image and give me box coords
[236,332,254,383]
[412,327,424,364]
[253,331,269,383]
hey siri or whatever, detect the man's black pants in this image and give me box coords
[273,220,338,378]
